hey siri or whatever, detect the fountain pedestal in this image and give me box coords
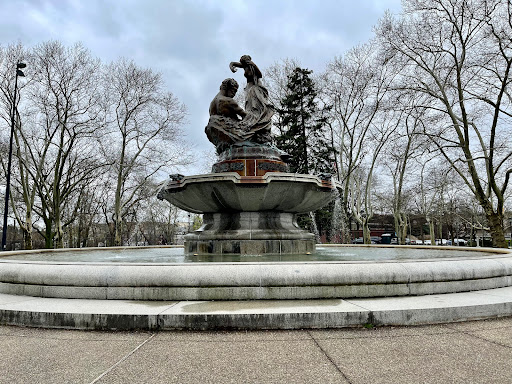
[185,211,315,254]
[158,145,339,255]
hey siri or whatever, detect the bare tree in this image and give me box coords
[28,41,105,248]
[140,197,182,245]
[412,156,455,245]
[5,104,37,249]
[383,102,429,244]
[70,178,109,247]
[377,0,512,247]
[323,41,400,243]
[350,110,401,244]
[103,58,190,246]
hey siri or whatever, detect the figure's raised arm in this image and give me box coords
[229,61,243,73]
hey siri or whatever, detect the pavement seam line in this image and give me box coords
[445,325,512,350]
[88,333,156,384]
[343,299,373,312]
[307,330,353,384]
[157,301,180,315]
[311,329,459,341]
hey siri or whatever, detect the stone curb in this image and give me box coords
[1,286,512,330]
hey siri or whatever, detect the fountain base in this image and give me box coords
[185,211,315,254]
[158,171,339,255]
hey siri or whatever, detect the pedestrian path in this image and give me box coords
[2,317,512,383]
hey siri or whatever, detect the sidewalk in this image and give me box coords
[1,318,512,383]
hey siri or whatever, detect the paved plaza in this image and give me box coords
[2,317,512,383]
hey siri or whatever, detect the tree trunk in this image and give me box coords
[438,220,443,246]
[309,211,320,243]
[81,223,91,248]
[428,219,435,246]
[23,231,33,250]
[362,217,371,244]
[340,209,351,244]
[23,212,33,250]
[54,211,64,248]
[400,221,408,245]
[486,210,507,248]
[394,212,408,245]
[44,218,53,249]
[114,218,122,247]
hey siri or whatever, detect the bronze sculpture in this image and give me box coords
[160,55,340,255]
[205,55,274,154]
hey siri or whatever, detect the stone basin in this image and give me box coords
[0,245,511,301]
[158,172,341,255]
[157,172,340,214]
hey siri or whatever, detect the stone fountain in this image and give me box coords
[3,55,511,331]
[158,55,339,255]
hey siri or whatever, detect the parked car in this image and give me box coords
[381,233,397,244]
[446,239,467,246]
[351,236,381,244]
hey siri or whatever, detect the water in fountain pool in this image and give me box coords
[0,246,498,263]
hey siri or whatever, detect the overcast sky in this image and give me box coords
[1,0,402,174]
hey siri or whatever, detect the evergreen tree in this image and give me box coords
[275,67,337,239]
[276,67,334,174]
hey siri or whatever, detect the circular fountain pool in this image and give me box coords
[0,245,511,301]
[0,245,501,263]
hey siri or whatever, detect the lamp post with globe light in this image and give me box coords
[2,62,26,251]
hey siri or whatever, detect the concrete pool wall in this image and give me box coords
[1,245,511,301]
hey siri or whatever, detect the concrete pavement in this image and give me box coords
[2,317,512,383]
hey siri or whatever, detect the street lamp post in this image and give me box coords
[509,218,512,249]
[2,62,26,251]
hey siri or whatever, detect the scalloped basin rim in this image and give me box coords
[170,172,341,187]
[158,172,341,214]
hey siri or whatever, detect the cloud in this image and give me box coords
[0,0,402,174]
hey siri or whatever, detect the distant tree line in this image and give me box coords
[0,41,191,249]
[266,0,512,247]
